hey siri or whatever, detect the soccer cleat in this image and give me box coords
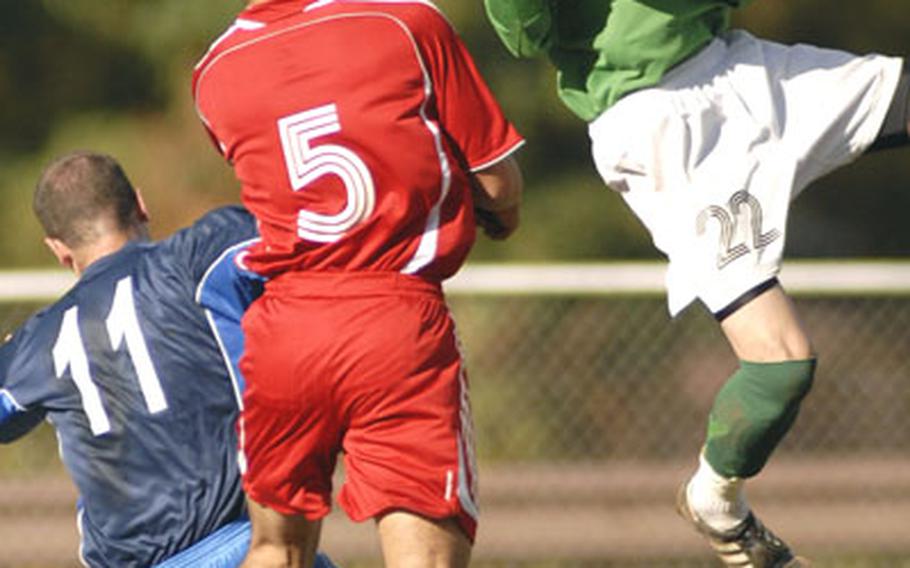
[676,484,808,567]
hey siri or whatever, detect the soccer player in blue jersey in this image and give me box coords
[0,151,335,568]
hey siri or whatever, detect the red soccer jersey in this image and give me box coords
[193,0,524,281]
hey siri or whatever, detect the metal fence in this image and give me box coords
[1,264,909,567]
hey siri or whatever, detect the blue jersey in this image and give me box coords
[0,206,260,567]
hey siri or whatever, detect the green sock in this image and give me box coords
[704,359,816,478]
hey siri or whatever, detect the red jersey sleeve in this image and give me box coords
[413,8,524,171]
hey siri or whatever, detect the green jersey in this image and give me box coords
[485,0,753,121]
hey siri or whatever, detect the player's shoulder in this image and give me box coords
[157,206,258,275]
[190,205,256,235]
[4,303,56,351]
[194,17,267,77]
[341,0,446,16]
[194,1,453,70]
[164,206,253,245]
[2,278,92,367]
[318,0,456,38]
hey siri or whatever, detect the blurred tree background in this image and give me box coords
[1,0,909,268]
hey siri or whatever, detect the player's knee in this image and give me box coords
[736,327,814,362]
[772,357,816,400]
[720,286,815,361]
[738,358,817,433]
[766,334,814,364]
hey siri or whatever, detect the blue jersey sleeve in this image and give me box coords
[195,241,264,395]
[0,327,48,443]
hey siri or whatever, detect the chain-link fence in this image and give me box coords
[1,267,909,566]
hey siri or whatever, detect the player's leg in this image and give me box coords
[679,41,902,557]
[238,291,343,568]
[328,274,478,566]
[718,283,813,363]
[241,501,324,568]
[151,513,336,568]
[377,512,472,568]
[241,500,322,568]
[685,283,816,521]
[713,283,816,482]
[677,284,816,567]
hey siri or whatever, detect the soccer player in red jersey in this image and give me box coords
[192,1,525,565]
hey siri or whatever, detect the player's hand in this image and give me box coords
[475,204,519,240]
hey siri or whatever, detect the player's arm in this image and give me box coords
[0,395,44,443]
[472,155,523,240]
[191,208,264,394]
[412,4,526,238]
[484,0,553,58]
[0,334,46,443]
[196,237,264,391]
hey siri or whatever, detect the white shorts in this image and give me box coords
[589,30,902,316]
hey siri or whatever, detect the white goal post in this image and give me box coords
[1,261,909,302]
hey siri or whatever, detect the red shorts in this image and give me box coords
[238,271,478,540]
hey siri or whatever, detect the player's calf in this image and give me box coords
[704,358,816,480]
[689,359,817,526]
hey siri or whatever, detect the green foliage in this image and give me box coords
[0,2,160,158]
[40,0,237,63]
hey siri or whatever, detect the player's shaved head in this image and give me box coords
[34,151,144,248]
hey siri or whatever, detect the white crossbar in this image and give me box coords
[0,261,908,302]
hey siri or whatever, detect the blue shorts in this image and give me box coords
[153,519,337,568]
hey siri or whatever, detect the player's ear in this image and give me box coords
[134,187,151,224]
[43,237,75,272]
